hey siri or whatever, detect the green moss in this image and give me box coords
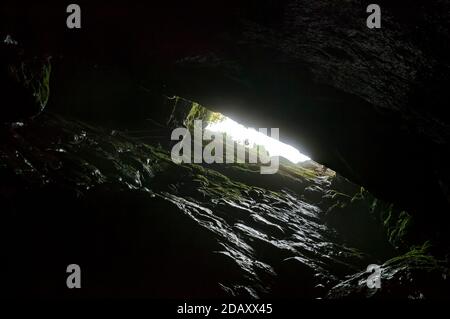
[383,208,413,249]
[37,61,51,109]
[192,174,210,186]
[336,182,414,250]
[278,162,318,180]
[192,169,250,201]
[396,211,412,238]
[324,180,419,254]
[385,241,440,269]
[184,102,224,129]
[228,162,261,174]
[350,187,367,203]
[13,58,51,111]
[327,190,352,200]
[382,205,393,228]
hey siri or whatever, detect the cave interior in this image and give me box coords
[1,0,450,300]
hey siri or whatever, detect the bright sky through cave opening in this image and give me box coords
[205,117,310,164]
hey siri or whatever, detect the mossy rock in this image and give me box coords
[381,205,414,250]
[384,241,441,269]
[327,242,450,299]
[184,101,224,129]
[1,38,51,122]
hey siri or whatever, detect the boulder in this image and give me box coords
[0,34,51,123]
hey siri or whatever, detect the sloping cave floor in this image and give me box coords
[1,113,449,299]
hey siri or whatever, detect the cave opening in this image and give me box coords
[170,98,314,172]
[205,115,311,164]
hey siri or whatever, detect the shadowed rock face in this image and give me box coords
[161,0,450,221]
[1,113,360,298]
[0,37,51,122]
[2,113,448,298]
[2,0,448,220]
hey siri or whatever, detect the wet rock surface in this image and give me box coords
[328,242,450,299]
[2,113,448,298]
